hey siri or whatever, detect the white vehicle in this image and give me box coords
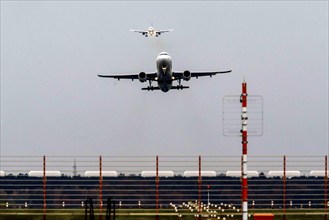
[98,52,232,93]
[129,26,173,37]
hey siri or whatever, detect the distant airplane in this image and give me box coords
[129,25,173,37]
[98,52,232,93]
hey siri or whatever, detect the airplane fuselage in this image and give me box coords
[156,52,173,92]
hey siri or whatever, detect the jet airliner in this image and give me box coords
[98,52,232,93]
[129,26,173,37]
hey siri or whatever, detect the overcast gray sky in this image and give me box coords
[1,1,328,158]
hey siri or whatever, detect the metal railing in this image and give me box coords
[0,155,328,218]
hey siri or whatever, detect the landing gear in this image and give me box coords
[177,79,184,90]
[147,80,154,91]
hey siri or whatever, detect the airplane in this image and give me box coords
[129,26,173,37]
[98,52,232,93]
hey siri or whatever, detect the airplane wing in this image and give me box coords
[155,29,174,34]
[98,72,157,81]
[172,70,232,79]
[129,29,148,35]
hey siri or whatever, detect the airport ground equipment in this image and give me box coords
[253,213,274,220]
[84,198,95,220]
[105,198,116,220]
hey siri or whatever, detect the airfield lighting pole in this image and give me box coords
[100,156,103,220]
[283,156,286,220]
[43,155,47,220]
[156,155,159,220]
[207,185,210,207]
[240,81,248,220]
[198,155,202,220]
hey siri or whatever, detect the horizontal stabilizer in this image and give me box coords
[171,86,189,90]
[141,86,190,91]
[141,87,161,91]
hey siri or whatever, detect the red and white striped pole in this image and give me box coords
[241,81,248,220]
[99,156,103,220]
[324,155,327,220]
[283,155,286,220]
[156,155,159,220]
[198,155,202,220]
[43,156,46,220]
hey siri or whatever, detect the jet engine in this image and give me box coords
[138,72,147,82]
[183,70,191,81]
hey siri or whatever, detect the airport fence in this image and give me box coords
[0,155,328,217]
